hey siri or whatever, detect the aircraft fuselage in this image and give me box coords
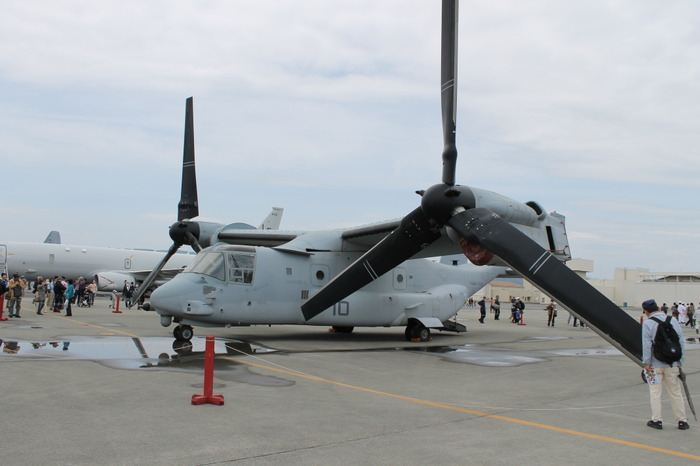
[0,242,194,290]
[150,243,502,331]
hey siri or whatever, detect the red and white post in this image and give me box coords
[112,296,122,313]
[0,294,7,321]
[192,335,224,406]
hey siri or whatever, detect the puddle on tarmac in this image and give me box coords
[1,333,674,375]
[0,336,291,388]
[403,344,623,366]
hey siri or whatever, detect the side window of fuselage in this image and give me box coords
[227,252,255,284]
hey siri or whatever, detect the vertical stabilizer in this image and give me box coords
[258,207,284,230]
[44,231,61,244]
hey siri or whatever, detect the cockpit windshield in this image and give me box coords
[184,252,225,281]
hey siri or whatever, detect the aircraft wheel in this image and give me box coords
[403,319,423,341]
[411,324,431,342]
[173,326,182,340]
[404,326,413,341]
[404,321,418,341]
[332,326,354,334]
[179,325,194,341]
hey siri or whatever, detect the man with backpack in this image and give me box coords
[642,298,689,430]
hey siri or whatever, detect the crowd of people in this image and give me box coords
[0,274,138,318]
[661,302,697,332]
[470,295,528,324]
[466,296,700,333]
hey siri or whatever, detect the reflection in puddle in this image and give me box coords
[405,344,623,366]
[519,336,571,342]
[3,333,686,373]
[407,345,548,366]
[0,336,290,387]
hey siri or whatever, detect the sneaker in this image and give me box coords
[647,420,663,430]
[679,421,690,430]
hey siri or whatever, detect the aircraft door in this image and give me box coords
[311,265,330,287]
[393,267,407,290]
[0,244,6,275]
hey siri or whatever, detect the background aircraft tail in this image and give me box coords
[258,207,284,230]
[43,231,61,244]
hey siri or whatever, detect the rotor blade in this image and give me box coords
[185,231,203,253]
[679,368,698,421]
[177,97,199,221]
[130,241,182,307]
[441,0,458,186]
[301,207,441,320]
[447,208,643,365]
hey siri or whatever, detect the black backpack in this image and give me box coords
[54,281,65,295]
[650,316,683,364]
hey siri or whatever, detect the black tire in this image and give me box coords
[332,326,354,334]
[179,325,194,341]
[173,326,182,340]
[405,320,419,341]
[411,324,430,342]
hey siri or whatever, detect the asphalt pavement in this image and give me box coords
[1,297,698,465]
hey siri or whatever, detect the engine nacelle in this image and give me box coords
[95,272,136,291]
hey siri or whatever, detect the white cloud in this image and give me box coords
[1,0,698,279]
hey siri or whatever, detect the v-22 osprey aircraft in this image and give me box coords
[140,0,643,366]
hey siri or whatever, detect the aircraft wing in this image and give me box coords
[341,219,401,248]
[206,219,403,256]
[217,229,301,247]
[216,219,402,251]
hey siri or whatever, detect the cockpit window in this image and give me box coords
[185,252,225,281]
[227,251,255,284]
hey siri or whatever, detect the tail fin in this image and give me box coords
[258,207,284,230]
[544,212,571,261]
[44,231,61,244]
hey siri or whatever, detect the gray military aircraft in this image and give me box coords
[0,208,283,291]
[142,1,643,366]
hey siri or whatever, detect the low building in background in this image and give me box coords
[472,257,700,308]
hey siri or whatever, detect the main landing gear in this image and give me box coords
[173,324,194,341]
[404,321,431,342]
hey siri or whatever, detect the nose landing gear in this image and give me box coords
[173,324,194,341]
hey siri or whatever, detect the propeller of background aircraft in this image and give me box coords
[131,97,203,306]
[301,0,643,364]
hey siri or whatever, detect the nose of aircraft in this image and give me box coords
[149,278,191,317]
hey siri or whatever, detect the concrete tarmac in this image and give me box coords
[1,297,699,465]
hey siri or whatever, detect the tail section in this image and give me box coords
[43,231,61,244]
[543,211,571,261]
[258,207,284,230]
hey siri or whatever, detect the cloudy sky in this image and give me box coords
[1,0,698,279]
